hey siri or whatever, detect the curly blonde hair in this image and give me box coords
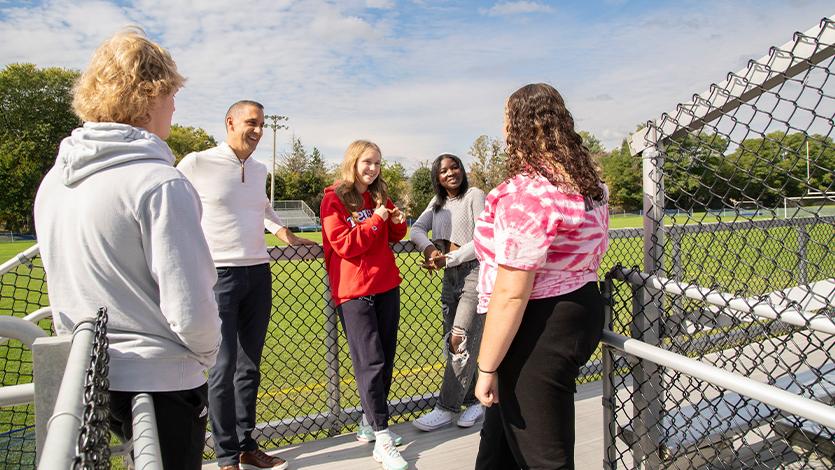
[505,83,604,201]
[72,27,185,126]
[335,140,389,212]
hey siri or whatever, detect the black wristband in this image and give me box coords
[477,362,497,374]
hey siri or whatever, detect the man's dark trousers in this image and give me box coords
[208,263,271,468]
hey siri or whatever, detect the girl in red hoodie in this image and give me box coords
[320,140,408,470]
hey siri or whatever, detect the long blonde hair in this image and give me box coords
[335,140,389,212]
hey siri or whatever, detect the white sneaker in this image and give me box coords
[373,434,408,470]
[412,407,454,431]
[456,404,484,428]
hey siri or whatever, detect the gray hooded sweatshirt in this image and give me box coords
[34,122,221,392]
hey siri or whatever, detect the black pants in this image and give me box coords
[110,383,209,470]
[475,282,605,470]
[337,287,400,431]
[208,264,272,467]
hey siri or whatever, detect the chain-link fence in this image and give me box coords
[0,246,48,468]
[0,230,639,466]
[603,15,834,470]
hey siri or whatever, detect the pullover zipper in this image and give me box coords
[239,159,245,183]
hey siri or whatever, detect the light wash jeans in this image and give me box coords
[437,259,484,411]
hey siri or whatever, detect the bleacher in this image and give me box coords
[272,200,320,231]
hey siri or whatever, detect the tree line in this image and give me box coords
[2,63,832,232]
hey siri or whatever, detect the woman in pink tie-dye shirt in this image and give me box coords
[473,83,609,470]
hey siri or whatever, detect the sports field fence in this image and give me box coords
[602,14,835,469]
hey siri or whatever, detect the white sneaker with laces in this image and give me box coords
[412,406,454,431]
[456,403,484,428]
[373,433,408,470]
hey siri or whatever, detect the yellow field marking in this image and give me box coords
[258,361,445,399]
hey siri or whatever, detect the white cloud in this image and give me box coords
[481,1,554,17]
[1,0,831,165]
[366,0,395,9]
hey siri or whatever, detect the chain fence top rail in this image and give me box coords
[604,13,834,470]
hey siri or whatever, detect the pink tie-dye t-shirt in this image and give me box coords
[473,174,609,313]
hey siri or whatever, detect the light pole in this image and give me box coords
[264,113,289,208]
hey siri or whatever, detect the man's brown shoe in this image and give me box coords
[240,449,289,470]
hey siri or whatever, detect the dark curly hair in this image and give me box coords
[505,83,604,201]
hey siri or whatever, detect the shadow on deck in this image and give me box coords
[202,382,605,469]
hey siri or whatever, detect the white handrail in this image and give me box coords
[0,244,40,276]
[602,330,835,429]
[37,320,96,470]
[611,268,835,335]
[131,393,162,470]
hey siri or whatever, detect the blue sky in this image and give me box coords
[1,0,832,169]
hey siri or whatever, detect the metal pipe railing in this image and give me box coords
[611,268,835,335]
[601,329,835,429]
[0,244,39,276]
[37,320,96,470]
[131,393,162,470]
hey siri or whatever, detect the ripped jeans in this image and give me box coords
[437,259,484,412]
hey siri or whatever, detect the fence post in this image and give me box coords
[32,335,73,462]
[321,272,342,436]
[634,141,667,469]
[602,277,617,470]
[37,321,96,470]
[796,222,809,285]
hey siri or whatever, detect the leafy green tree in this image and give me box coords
[468,135,506,192]
[600,139,642,212]
[720,131,834,208]
[408,165,433,218]
[165,124,217,164]
[272,137,331,216]
[663,132,729,211]
[0,63,80,231]
[579,130,605,155]
[382,161,408,209]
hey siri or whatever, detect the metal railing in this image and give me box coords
[606,12,835,470]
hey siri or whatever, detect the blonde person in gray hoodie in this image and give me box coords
[34,28,220,470]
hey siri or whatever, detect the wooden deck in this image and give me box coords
[202,382,605,469]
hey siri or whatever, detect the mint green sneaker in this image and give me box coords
[373,434,408,470]
[356,415,402,445]
[356,421,403,446]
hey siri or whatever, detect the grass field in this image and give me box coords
[0,213,832,464]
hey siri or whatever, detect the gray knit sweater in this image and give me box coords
[410,187,486,267]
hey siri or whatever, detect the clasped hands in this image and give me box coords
[420,245,447,271]
[374,203,405,225]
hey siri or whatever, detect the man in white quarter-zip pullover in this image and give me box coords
[178,100,315,470]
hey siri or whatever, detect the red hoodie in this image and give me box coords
[321,184,408,306]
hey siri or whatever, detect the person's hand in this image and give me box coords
[388,206,405,225]
[430,252,447,269]
[289,234,317,245]
[374,203,389,221]
[421,246,441,270]
[475,370,499,407]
